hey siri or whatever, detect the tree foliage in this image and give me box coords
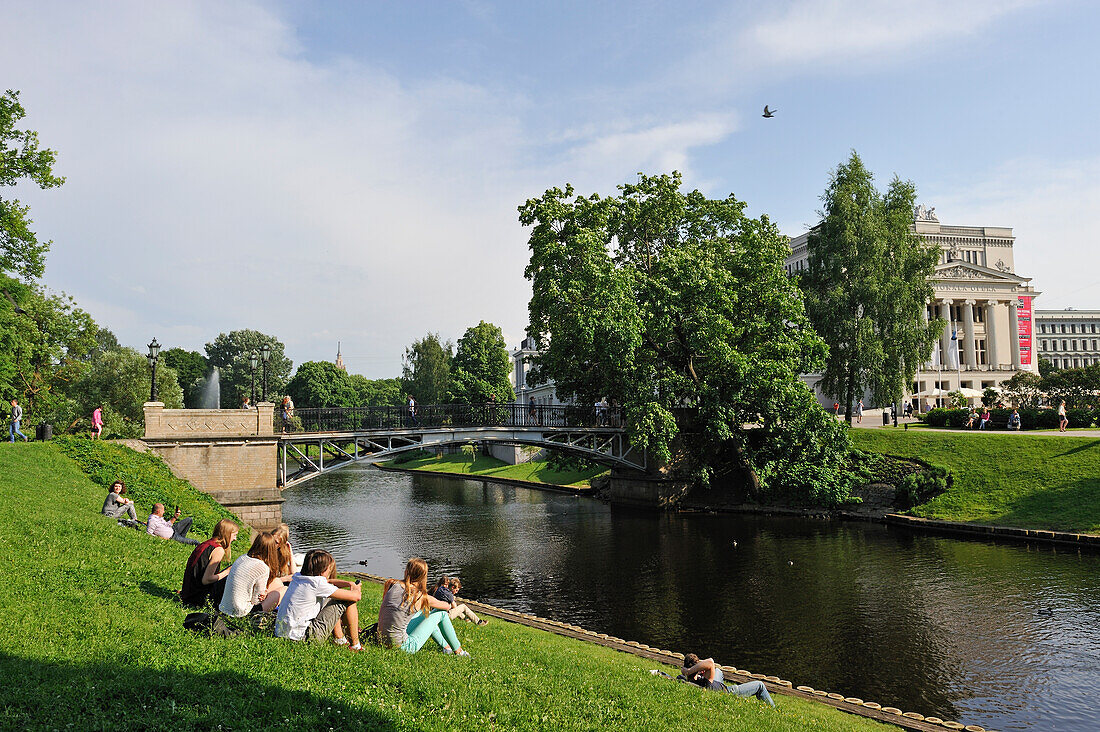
[286,361,355,408]
[204,330,292,406]
[70,347,183,437]
[401,333,452,404]
[1,90,65,280]
[347,374,403,407]
[520,172,854,503]
[801,151,941,421]
[448,320,514,403]
[1000,370,1043,408]
[1041,364,1100,409]
[162,347,209,408]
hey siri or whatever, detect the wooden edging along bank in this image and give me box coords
[884,514,1100,549]
[347,571,992,732]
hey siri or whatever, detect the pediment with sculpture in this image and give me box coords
[933,261,1029,285]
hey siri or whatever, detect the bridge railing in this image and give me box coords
[291,403,622,433]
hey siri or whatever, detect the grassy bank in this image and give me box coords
[851,429,1100,533]
[0,441,888,731]
[386,452,609,488]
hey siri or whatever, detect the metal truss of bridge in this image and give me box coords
[278,403,644,489]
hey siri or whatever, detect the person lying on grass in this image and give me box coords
[680,653,775,707]
[275,549,362,651]
[438,577,487,626]
[378,558,469,656]
[147,503,199,545]
[101,480,138,524]
[220,531,286,617]
[181,519,238,609]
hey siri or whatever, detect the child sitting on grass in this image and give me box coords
[275,549,362,651]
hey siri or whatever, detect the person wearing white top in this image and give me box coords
[219,533,284,616]
[276,549,362,650]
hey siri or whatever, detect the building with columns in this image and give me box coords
[1035,309,1100,370]
[786,206,1041,407]
[512,336,571,406]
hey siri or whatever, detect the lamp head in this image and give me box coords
[249,350,259,370]
[260,343,272,362]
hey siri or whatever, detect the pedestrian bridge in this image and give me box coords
[279,403,642,489]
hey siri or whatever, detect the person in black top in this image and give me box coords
[433,577,487,626]
[180,519,238,608]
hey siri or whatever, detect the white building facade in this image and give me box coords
[1035,310,1100,369]
[511,336,571,406]
[786,206,1042,408]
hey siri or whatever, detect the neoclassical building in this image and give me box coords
[1035,309,1100,369]
[786,206,1042,407]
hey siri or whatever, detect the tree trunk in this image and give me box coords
[844,363,856,426]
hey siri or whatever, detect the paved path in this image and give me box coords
[841,409,1100,437]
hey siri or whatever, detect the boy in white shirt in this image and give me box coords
[276,549,362,650]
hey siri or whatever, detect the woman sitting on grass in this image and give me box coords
[219,532,286,617]
[378,558,469,656]
[273,523,302,575]
[275,549,362,650]
[180,519,238,609]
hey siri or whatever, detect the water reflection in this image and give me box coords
[283,466,1100,732]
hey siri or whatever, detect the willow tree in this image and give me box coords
[801,152,941,422]
[520,172,854,504]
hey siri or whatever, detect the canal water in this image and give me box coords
[283,466,1100,732]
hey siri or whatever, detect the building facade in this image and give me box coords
[1035,310,1100,369]
[511,336,570,406]
[786,206,1042,407]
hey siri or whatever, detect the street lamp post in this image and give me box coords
[249,350,259,407]
[260,343,271,402]
[147,338,161,402]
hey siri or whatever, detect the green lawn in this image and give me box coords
[0,441,888,731]
[851,429,1100,533]
[386,452,610,488]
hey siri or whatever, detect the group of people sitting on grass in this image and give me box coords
[101,480,198,544]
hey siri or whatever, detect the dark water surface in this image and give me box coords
[283,467,1100,732]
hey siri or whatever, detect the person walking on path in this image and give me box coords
[91,406,103,439]
[147,503,199,545]
[407,395,420,428]
[9,399,27,442]
[855,399,864,424]
[1058,400,1069,432]
[241,396,252,409]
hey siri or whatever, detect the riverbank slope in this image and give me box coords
[0,441,890,732]
[852,429,1100,533]
[385,452,609,488]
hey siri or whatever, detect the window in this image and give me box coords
[1053,359,1061,369]
[974,306,984,323]
[1063,324,1068,333]
[1072,340,1078,351]
[1063,340,1069,351]
[1040,323,1047,333]
[1072,324,1078,333]
[976,339,987,366]
[1041,340,1048,351]
[1093,340,1099,351]
[1075,358,1082,368]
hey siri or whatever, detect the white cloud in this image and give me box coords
[928,156,1100,309]
[5,0,738,377]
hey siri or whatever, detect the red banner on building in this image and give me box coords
[1017,295,1033,366]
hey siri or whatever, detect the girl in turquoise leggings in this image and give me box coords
[377,558,469,656]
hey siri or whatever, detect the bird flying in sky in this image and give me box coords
[762,105,776,118]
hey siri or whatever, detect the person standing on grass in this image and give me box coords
[680,653,775,707]
[377,558,469,656]
[181,519,238,609]
[1059,400,1069,432]
[91,406,104,439]
[275,549,362,651]
[220,532,287,616]
[146,503,199,545]
[9,398,27,442]
[101,480,138,523]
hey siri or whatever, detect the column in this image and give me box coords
[984,300,1000,370]
[938,300,952,369]
[962,299,977,369]
[1009,300,1021,369]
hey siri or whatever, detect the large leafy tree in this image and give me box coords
[1042,365,1100,409]
[401,333,452,404]
[347,374,403,407]
[1,90,65,280]
[801,151,941,422]
[285,361,356,408]
[204,330,292,406]
[163,347,209,408]
[448,320,514,403]
[520,172,853,503]
[71,347,183,437]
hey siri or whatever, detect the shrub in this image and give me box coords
[923,408,949,427]
[895,465,952,510]
[392,449,433,464]
[1067,408,1094,428]
[943,408,971,429]
[1033,409,1061,430]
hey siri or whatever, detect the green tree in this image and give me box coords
[981,386,999,408]
[204,330,292,406]
[1,90,65,280]
[520,172,853,503]
[346,374,403,407]
[70,347,183,437]
[401,333,452,404]
[1042,365,1100,409]
[801,151,942,423]
[162,348,209,408]
[285,361,355,408]
[448,320,514,403]
[1000,370,1043,408]
[1039,357,1056,377]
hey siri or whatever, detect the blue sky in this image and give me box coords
[5,0,1099,377]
